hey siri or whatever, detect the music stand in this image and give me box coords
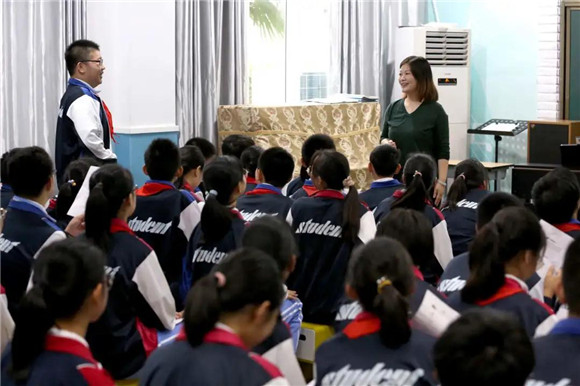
[467,119,528,163]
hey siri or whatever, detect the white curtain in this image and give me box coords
[330,0,428,112]
[176,0,248,145]
[0,0,86,155]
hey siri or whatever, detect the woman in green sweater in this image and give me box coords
[380,56,450,206]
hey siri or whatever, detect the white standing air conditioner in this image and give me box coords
[393,25,471,160]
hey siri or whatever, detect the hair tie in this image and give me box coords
[376,276,393,294]
[206,189,218,199]
[214,272,227,288]
[457,173,466,180]
[413,170,422,178]
[343,176,355,188]
[67,179,76,187]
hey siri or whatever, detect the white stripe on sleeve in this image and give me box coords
[178,201,202,241]
[432,220,453,269]
[285,208,293,227]
[27,231,67,291]
[132,251,176,330]
[534,314,559,338]
[357,211,376,244]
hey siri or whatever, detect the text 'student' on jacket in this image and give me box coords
[236,183,294,222]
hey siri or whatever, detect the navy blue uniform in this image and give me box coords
[237,184,294,222]
[359,178,402,210]
[316,312,437,386]
[437,252,469,296]
[0,184,13,209]
[85,219,175,379]
[244,176,258,193]
[140,326,287,386]
[181,209,246,297]
[441,189,489,256]
[528,318,580,386]
[128,180,201,290]
[0,197,66,316]
[555,220,580,239]
[290,179,318,200]
[1,328,114,386]
[285,176,305,197]
[287,190,376,324]
[447,276,555,337]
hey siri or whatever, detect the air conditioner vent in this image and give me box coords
[425,31,469,66]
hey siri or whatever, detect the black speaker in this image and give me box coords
[512,164,580,202]
[527,121,580,164]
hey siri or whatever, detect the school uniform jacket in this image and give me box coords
[237,184,294,222]
[441,189,489,256]
[286,190,376,324]
[86,219,175,379]
[128,180,201,288]
[180,182,204,204]
[374,190,454,271]
[359,178,403,210]
[290,179,319,200]
[1,328,114,386]
[316,312,437,386]
[244,176,258,194]
[0,197,66,317]
[528,318,580,386]
[285,176,305,197]
[554,219,580,239]
[0,184,13,209]
[140,326,288,386]
[181,209,246,297]
[55,78,116,183]
[446,275,557,337]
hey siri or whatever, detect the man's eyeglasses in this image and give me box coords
[80,58,104,66]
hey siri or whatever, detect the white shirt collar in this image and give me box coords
[505,274,529,291]
[48,327,89,348]
[374,177,394,183]
[215,322,236,333]
[12,196,50,216]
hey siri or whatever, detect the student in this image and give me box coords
[286,134,336,197]
[242,216,305,385]
[127,139,201,298]
[140,249,289,386]
[237,147,295,222]
[441,158,489,256]
[240,145,264,193]
[176,145,205,202]
[438,192,522,297]
[286,150,376,324]
[84,164,176,379]
[374,153,454,273]
[316,237,437,386]
[447,207,556,337]
[221,134,255,159]
[185,137,217,163]
[532,167,580,239]
[0,146,66,317]
[0,285,14,354]
[1,148,19,209]
[181,156,247,296]
[434,309,534,386]
[52,158,97,229]
[0,239,114,385]
[529,238,580,385]
[359,144,402,210]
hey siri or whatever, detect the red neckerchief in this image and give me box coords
[182,182,195,194]
[555,222,580,233]
[136,181,175,197]
[413,266,424,281]
[109,218,135,235]
[343,312,381,339]
[303,185,319,197]
[45,334,98,365]
[230,208,244,220]
[475,277,527,306]
[176,327,248,350]
[246,176,258,185]
[314,190,345,200]
[246,188,280,196]
[101,100,117,144]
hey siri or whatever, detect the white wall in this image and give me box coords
[86,0,176,133]
[537,0,561,120]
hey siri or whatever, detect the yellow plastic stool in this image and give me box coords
[296,322,334,364]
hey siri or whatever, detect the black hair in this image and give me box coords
[221,135,255,159]
[258,147,295,188]
[85,164,134,253]
[476,192,522,228]
[347,237,415,348]
[242,216,297,274]
[55,158,97,222]
[65,39,100,76]
[144,138,180,181]
[201,156,245,243]
[240,145,264,179]
[434,309,535,386]
[391,153,436,212]
[185,137,217,161]
[311,150,360,243]
[445,159,488,210]
[532,167,580,224]
[10,238,106,383]
[8,146,54,198]
[563,238,580,315]
[299,134,336,181]
[184,248,284,346]
[1,148,21,184]
[370,144,400,177]
[175,145,205,190]
[462,207,545,304]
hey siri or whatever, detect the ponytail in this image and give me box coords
[85,165,134,253]
[10,239,105,383]
[391,153,436,212]
[299,134,336,182]
[343,185,361,243]
[200,157,244,243]
[348,238,415,348]
[184,248,284,347]
[445,158,487,210]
